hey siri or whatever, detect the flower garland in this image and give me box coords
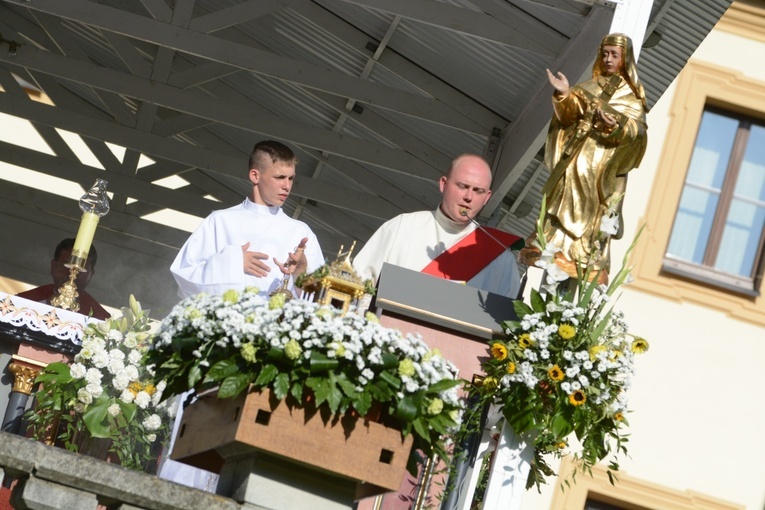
[145,288,463,461]
[26,296,174,471]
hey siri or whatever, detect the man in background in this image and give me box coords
[16,238,110,320]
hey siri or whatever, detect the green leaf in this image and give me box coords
[204,358,240,384]
[513,300,534,318]
[82,396,111,438]
[309,352,339,374]
[394,395,418,423]
[412,417,430,443]
[336,375,359,398]
[218,373,251,399]
[378,370,401,389]
[425,378,462,394]
[273,373,290,400]
[116,399,137,424]
[188,365,203,389]
[171,336,199,356]
[34,362,73,384]
[290,381,304,402]
[253,364,279,387]
[306,377,331,407]
[353,391,372,417]
[381,352,399,370]
[530,288,547,314]
[551,414,574,439]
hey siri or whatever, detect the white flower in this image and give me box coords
[85,383,103,398]
[600,213,619,236]
[123,332,139,348]
[142,414,162,431]
[108,404,121,417]
[134,391,151,409]
[120,389,135,404]
[112,372,131,392]
[127,350,143,365]
[77,387,93,405]
[85,368,103,385]
[146,434,157,443]
[70,363,87,379]
[73,403,87,413]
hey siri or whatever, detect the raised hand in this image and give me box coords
[546,68,570,97]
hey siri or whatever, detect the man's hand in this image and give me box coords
[546,68,570,98]
[242,242,271,277]
[275,237,309,276]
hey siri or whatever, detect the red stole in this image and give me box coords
[421,227,521,282]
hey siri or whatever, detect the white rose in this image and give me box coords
[107,358,125,375]
[73,403,87,413]
[120,389,135,404]
[85,383,103,398]
[134,391,151,409]
[146,434,157,443]
[85,368,103,385]
[112,372,130,392]
[108,404,121,417]
[77,388,93,405]
[91,350,109,369]
[127,350,142,365]
[107,329,124,342]
[70,363,87,379]
[109,348,125,360]
[142,414,162,431]
[124,365,139,382]
[123,332,139,348]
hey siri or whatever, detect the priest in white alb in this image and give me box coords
[353,153,522,299]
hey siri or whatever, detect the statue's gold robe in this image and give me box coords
[542,75,647,276]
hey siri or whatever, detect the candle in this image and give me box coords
[70,211,100,270]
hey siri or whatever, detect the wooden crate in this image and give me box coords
[171,389,413,494]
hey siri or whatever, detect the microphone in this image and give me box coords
[459,208,513,253]
[460,208,527,299]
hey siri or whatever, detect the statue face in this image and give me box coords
[601,45,623,76]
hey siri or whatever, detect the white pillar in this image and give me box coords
[608,0,655,60]
[480,420,534,510]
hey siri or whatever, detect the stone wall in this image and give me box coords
[0,431,242,510]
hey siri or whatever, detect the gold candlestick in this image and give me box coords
[51,179,110,312]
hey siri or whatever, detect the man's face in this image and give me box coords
[250,162,296,207]
[51,248,93,290]
[601,45,623,76]
[439,155,492,224]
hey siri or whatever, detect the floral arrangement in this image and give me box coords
[473,202,649,491]
[144,288,463,463]
[26,296,174,471]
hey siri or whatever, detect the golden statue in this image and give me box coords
[527,33,648,281]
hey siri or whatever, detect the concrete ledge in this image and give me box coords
[0,431,242,510]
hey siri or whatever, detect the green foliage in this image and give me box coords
[25,296,172,471]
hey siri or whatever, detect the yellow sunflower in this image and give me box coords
[631,337,649,354]
[506,361,516,374]
[517,333,532,349]
[491,342,508,361]
[547,365,564,381]
[568,390,586,406]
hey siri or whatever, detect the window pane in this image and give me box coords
[719,124,765,276]
[686,110,737,188]
[667,111,737,264]
[668,187,719,263]
[717,199,765,275]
